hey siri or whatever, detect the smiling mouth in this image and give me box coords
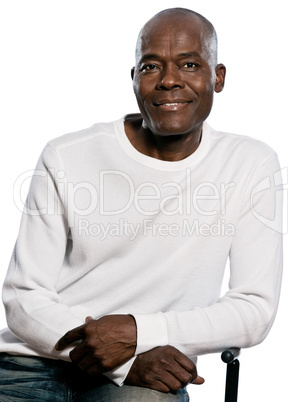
[154,101,191,106]
[153,101,192,111]
[162,102,187,106]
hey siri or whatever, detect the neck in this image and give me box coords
[124,115,202,161]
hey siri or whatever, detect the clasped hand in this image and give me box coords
[55,314,137,375]
[126,345,204,393]
[55,314,204,393]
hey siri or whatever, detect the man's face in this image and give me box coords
[132,14,225,137]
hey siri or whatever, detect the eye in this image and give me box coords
[181,62,199,71]
[141,64,158,73]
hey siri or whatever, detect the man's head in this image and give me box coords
[135,8,218,69]
[131,8,226,137]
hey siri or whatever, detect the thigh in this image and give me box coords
[0,353,70,401]
[75,381,190,402]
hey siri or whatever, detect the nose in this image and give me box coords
[156,64,184,90]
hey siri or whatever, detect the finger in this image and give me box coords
[165,361,193,387]
[148,380,170,394]
[69,343,88,363]
[85,316,93,323]
[191,375,205,385]
[156,371,182,392]
[55,324,85,351]
[76,355,95,372]
[173,351,198,381]
[69,342,98,372]
[87,363,105,376]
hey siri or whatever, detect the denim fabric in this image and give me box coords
[0,354,190,401]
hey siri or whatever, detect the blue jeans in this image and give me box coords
[0,354,190,401]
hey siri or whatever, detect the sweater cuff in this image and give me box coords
[103,356,137,386]
[133,312,168,355]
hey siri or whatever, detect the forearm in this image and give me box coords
[134,237,282,357]
[4,290,84,359]
[133,290,281,358]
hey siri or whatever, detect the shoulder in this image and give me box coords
[47,118,121,151]
[33,118,123,170]
[37,118,123,167]
[206,123,278,166]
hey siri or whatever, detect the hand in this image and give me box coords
[55,314,137,375]
[125,345,204,393]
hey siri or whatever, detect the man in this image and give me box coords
[0,7,282,401]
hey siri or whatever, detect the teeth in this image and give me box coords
[163,102,183,106]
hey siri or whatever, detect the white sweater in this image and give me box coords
[0,116,283,385]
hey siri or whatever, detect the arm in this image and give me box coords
[2,144,84,359]
[133,155,283,357]
[3,144,142,385]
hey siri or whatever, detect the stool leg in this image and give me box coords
[224,359,240,402]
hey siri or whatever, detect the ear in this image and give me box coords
[214,64,226,93]
[131,67,135,80]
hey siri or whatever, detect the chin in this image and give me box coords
[146,111,204,135]
[142,112,202,137]
[151,122,196,137]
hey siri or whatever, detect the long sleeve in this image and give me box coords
[133,154,283,357]
[2,144,84,359]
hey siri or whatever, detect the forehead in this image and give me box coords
[137,14,209,59]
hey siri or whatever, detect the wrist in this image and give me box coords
[128,314,137,345]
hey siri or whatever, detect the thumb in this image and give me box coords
[192,375,205,385]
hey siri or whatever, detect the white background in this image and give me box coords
[0,1,297,400]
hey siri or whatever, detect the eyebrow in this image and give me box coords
[139,54,160,63]
[139,51,202,64]
[177,51,202,59]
